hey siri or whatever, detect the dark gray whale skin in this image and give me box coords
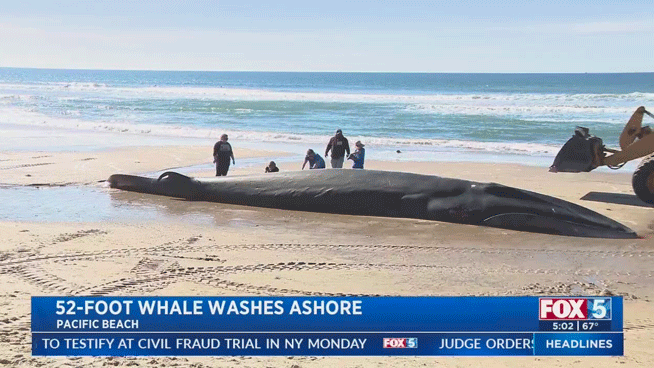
[108,169,638,239]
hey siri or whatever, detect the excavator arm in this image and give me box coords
[603,106,654,167]
[603,133,654,167]
[550,106,654,204]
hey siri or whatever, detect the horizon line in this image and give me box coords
[1,66,652,75]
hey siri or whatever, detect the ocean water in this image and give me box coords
[1,69,653,222]
[1,68,653,164]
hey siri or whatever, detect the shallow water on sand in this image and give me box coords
[0,185,186,223]
[0,183,331,230]
[0,185,263,227]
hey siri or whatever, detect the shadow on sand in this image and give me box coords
[581,191,652,208]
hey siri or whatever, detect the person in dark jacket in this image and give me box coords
[213,134,235,176]
[325,129,350,168]
[265,161,279,173]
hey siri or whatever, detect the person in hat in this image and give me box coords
[348,141,365,169]
[325,129,350,168]
[302,149,326,170]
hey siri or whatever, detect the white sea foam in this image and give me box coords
[0,104,561,156]
[405,104,636,123]
[2,81,652,105]
[1,79,651,158]
[2,81,651,131]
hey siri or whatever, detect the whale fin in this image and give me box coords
[158,171,193,182]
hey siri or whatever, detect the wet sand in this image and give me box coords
[1,144,653,367]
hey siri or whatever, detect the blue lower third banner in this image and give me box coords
[32,332,623,356]
[31,296,623,356]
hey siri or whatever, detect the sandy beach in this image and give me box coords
[1,142,653,368]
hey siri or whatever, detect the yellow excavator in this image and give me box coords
[549,106,654,204]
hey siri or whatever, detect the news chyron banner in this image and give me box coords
[32,296,623,356]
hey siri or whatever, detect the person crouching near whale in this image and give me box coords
[348,141,365,169]
[302,149,326,170]
[265,161,279,173]
[213,134,235,176]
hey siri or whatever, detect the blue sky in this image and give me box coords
[1,1,652,72]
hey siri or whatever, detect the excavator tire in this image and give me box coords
[633,154,654,204]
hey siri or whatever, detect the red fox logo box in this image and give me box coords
[539,298,611,320]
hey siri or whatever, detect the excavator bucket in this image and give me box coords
[549,127,604,173]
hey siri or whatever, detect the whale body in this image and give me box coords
[108,169,638,239]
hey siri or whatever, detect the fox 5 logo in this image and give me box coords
[383,338,418,348]
[539,297,611,320]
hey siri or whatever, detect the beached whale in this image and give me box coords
[108,169,637,239]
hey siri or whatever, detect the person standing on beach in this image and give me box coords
[325,129,350,168]
[348,141,365,169]
[302,149,326,169]
[213,134,235,176]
